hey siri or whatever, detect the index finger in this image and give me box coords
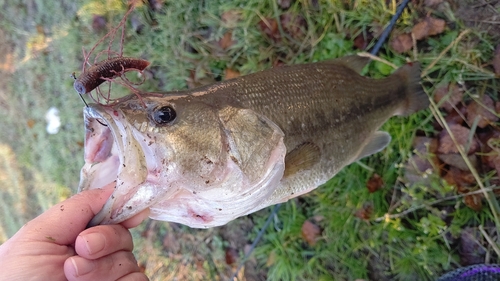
[18,185,114,245]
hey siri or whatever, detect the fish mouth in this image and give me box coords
[79,106,123,192]
[79,105,149,226]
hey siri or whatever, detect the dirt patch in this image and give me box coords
[453,0,500,42]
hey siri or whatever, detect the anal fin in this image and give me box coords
[284,142,321,178]
[355,131,391,161]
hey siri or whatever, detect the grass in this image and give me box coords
[0,0,499,280]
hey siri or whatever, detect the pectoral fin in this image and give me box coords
[284,142,321,178]
[355,131,391,161]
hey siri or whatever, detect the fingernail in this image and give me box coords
[70,257,95,276]
[81,232,106,255]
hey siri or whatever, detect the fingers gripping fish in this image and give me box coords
[79,55,429,228]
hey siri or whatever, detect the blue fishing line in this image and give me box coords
[370,0,411,56]
[228,1,412,280]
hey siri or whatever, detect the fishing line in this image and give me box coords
[228,1,411,280]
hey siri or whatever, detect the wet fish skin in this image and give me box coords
[79,55,428,228]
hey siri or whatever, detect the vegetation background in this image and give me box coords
[0,0,499,280]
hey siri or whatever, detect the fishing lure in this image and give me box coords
[73,57,150,95]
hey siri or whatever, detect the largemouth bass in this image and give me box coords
[79,55,428,228]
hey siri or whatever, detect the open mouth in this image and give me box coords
[79,104,153,226]
[78,106,123,192]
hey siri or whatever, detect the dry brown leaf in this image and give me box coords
[493,44,500,76]
[353,33,373,50]
[259,18,280,42]
[218,31,235,50]
[404,137,441,185]
[424,0,444,7]
[438,153,478,171]
[26,119,36,129]
[354,203,374,221]
[438,124,479,154]
[466,94,499,128]
[225,247,239,265]
[278,0,293,10]
[464,193,483,211]
[224,68,240,80]
[433,83,463,113]
[443,166,476,189]
[444,107,465,126]
[412,17,446,40]
[148,0,165,12]
[390,33,412,54]
[413,136,439,154]
[301,220,321,246]
[366,173,383,193]
[460,227,487,265]
[92,15,107,32]
[280,13,307,41]
[221,10,242,28]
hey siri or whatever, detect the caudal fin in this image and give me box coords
[393,62,429,116]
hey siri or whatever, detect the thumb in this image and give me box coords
[18,186,114,246]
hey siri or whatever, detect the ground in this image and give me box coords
[0,0,499,280]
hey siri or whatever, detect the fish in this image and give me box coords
[78,55,429,228]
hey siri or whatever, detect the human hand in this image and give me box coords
[0,186,150,281]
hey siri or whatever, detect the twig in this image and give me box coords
[479,225,500,258]
[357,52,398,69]
[374,186,500,222]
[421,29,471,77]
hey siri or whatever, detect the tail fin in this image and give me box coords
[393,62,429,116]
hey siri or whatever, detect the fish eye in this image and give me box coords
[152,106,176,124]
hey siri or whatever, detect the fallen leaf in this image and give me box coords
[438,124,479,155]
[354,202,374,221]
[265,250,277,266]
[148,0,165,12]
[466,94,499,128]
[259,18,280,42]
[92,15,107,32]
[438,153,478,171]
[366,173,383,193]
[413,136,439,154]
[353,32,373,50]
[493,44,500,76]
[301,220,321,246]
[464,193,483,211]
[280,13,307,41]
[278,0,293,10]
[424,0,444,6]
[225,247,239,265]
[444,107,465,126]
[433,83,463,113]
[162,232,181,254]
[390,33,412,54]
[218,31,235,50]
[460,227,486,265]
[26,119,36,128]
[443,166,476,188]
[221,10,242,28]
[412,17,446,40]
[404,137,441,185]
[224,68,240,80]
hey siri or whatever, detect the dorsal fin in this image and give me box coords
[324,55,370,73]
